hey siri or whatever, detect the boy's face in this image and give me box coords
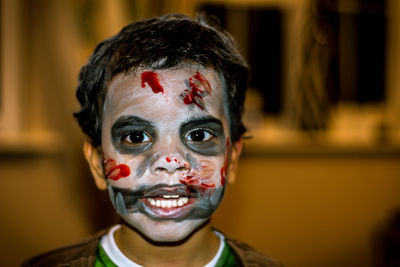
[97,67,238,242]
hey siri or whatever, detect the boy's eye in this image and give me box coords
[123,131,151,145]
[186,130,214,142]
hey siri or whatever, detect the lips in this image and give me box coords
[141,187,196,219]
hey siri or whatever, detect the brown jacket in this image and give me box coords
[22,229,282,267]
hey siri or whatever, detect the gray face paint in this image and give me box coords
[185,152,199,169]
[107,183,225,222]
[135,152,158,178]
[179,116,225,156]
[111,115,157,155]
[116,192,129,216]
[108,184,116,207]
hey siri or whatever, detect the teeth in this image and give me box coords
[148,197,189,208]
[177,198,183,206]
[163,195,180,199]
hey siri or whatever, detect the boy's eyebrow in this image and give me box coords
[112,115,154,128]
[180,115,223,129]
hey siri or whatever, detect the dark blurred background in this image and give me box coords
[1,0,399,266]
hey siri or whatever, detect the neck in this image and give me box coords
[114,221,219,267]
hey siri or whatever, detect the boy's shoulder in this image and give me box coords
[225,236,283,267]
[21,229,107,267]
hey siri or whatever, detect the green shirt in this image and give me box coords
[95,240,237,267]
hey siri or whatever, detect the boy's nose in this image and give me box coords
[150,154,190,175]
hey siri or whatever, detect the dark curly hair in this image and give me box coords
[74,14,248,146]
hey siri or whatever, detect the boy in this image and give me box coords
[24,14,281,266]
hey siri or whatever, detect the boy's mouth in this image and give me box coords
[108,183,223,221]
[109,184,215,219]
[145,195,190,208]
[141,188,196,218]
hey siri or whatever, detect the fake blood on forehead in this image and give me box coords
[141,71,164,94]
[192,72,212,94]
[104,159,131,181]
[182,72,212,110]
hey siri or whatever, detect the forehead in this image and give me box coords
[103,67,227,125]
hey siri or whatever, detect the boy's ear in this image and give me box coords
[228,139,243,184]
[83,140,107,190]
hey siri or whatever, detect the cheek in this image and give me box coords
[100,128,140,184]
[198,160,218,180]
[179,157,224,189]
[103,158,131,181]
[102,151,142,186]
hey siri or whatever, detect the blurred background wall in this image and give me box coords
[0,0,399,266]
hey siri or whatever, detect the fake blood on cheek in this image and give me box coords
[180,175,215,191]
[141,71,164,94]
[179,161,216,191]
[103,159,131,181]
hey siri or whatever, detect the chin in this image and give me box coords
[122,213,208,242]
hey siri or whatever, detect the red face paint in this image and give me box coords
[180,175,215,191]
[220,139,230,186]
[141,71,164,94]
[180,160,216,191]
[192,72,212,94]
[166,157,182,165]
[104,159,131,181]
[181,72,212,110]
